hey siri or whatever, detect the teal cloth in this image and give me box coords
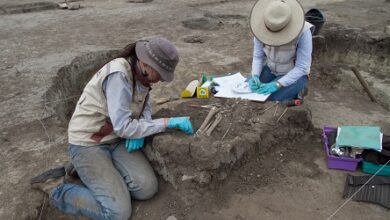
[336,126,382,152]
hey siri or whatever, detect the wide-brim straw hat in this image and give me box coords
[135,37,179,82]
[250,0,305,46]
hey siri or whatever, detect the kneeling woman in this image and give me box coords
[31,37,193,220]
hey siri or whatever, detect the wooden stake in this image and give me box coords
[350,66,377,103]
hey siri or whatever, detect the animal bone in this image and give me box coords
[206,112,223,136]
[276,107,288,123]
[196,107,219,135]
[259,102,278,114]
[221,124,232,140]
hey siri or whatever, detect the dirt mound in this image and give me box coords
[44,50,119,124]
[144,98,314,190]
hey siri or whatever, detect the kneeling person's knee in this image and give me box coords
[132,172,158,200]
[104,198,132,220]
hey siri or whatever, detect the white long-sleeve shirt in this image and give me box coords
[102,72,166,139]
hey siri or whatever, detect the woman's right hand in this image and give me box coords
[165,117,193,135]
[248,76,262,92]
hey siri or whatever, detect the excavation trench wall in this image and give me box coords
[0,2,59,15]
[313,24,390,74]
[45,50,119,123]
[312,24,390,109]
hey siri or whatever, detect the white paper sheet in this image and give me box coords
[213,73,270,102]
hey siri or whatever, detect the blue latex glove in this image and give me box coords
[167,117,193,135]
[125,138,145,152]
[248,76,262,92]
[257,81,279,95]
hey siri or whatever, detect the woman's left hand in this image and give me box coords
[125,138,145,152]
[257,81,280,94]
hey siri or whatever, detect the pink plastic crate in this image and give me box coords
[322,127,362,171]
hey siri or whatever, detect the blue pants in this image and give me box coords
[258,66,308,101]
[49,141,158,220]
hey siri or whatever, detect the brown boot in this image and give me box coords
[31,176,64,194]
[30,167,66,194]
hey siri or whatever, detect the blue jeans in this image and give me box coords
[49,141,158,220]
[259,66,308,101]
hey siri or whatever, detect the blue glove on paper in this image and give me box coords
[257,81,280,95]
[125,138,145,152]
[167,117,193,135]
[248,76,262,92]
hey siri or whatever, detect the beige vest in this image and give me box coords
[263,22,314,75]
[68,58,149,146]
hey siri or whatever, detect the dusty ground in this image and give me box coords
[0,0,390,219]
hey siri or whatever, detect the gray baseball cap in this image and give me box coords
[135,37,179,82]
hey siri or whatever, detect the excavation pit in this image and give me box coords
[182,17,222,30]
[0,2,58,15]
[311,24,390,109]
[44,24,390,191]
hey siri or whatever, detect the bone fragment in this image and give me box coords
[196,107,219,135]
[203,120,213,133]
[259,102,278,114]
[221,124,232,140]
[273,103,279,116]
[276,107,288,123]
[206,113,223,136]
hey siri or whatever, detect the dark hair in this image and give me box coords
[88,42,138,78]
[115,42,137,59]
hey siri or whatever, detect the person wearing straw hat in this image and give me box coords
[248,0,314,101]
[30,37,193,220]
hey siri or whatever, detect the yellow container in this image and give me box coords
[196,87,209,99]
